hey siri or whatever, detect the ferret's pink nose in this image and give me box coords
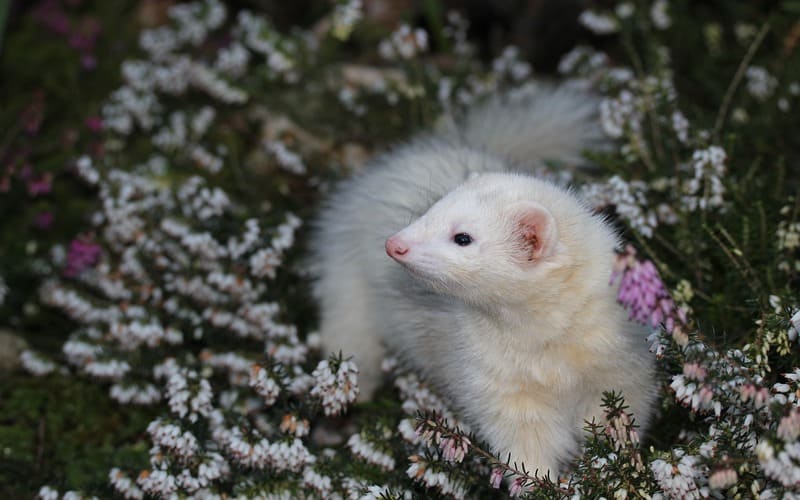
[385,236,409,259]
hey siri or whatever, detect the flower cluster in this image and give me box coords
[378,24,429,60]
[612,246,683,331]
[18,0,800,498]
[309,358,359,416]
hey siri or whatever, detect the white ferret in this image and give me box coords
[311,83,656,475]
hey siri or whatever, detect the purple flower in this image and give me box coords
[64,237,102,277]
[612,246,677,330]
[80,54,97,70]
[33,0,70,36]
[34,212,55,230]
[85,116,103,132]
[27,173,53,196]
[33,1,101,71]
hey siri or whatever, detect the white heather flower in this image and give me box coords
[189,144,224,174]
[777,409,800,441]
[109,468,145,499]
[578,10,620,35]
[84,359,131,380]
[279,414,310,437]
[265,140,307,175]
[600,90,640,139]
[310,359,359,416]
[406,455,467,499]
[607,67,635,84]
[331,0,363,40]
[398,418,420,444]
[63,339,102,366]
[147,419,200,462]
[20,350,57,376]
[731,107,749,124]
[110,383,162,405]
[443,10,471,56]
[756,439,800,487]
[338,85,366,115]
[745,66,778,101]
[169,0,227,46]
[708,468,737,490]
[557,45,609,76]
[138,469,178,497]
[672,110,690,144]
[616,2,635,19]
[190,63,248,104]
[650,0,672,30]
[491,46,532,82]
[734,23,757,44]
[582,176,657,238]
[650,454,709,499]
[682,145,727,211]
[347,432,396,470]
[249,365,281,406]
[394,371,456,422]
[40,281,121,324]
[166,368,214,423]
[38,486,60,500]
[790,310,800,341]
[75,155,100,185]
[302,466,333,496]
[214,42,250,78]
[191,106,216,137]
[378,24,429,60]
[139,26,179,61]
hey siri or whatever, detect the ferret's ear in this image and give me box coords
[510,202,558,263]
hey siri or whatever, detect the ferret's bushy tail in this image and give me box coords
[446,81,608,167]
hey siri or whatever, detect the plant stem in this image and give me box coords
[713,21,771,140]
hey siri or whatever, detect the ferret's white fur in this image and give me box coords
[311,83,656,474]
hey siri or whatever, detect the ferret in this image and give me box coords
[311,82,656,475]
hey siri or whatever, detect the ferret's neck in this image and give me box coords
[465,278,612,347]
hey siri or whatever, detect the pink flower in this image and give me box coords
[64,237,102,277]
[708,468,737,490]
[683,362,707,381]
[440,435,470,463]
[777,409,800,442]
[489,468,504,489]
[612,246,679,331]
[508,476,526,497]
[85,116,103,132]
[27,173,53,196]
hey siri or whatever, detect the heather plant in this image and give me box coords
[2,0,800,498]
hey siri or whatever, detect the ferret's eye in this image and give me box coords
[453,233,473,246]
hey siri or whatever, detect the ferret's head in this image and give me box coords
[385,173,575,308]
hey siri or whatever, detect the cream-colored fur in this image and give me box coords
[311,83,656,474]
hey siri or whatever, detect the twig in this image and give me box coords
[713,21,771,140]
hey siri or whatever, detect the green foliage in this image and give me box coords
[0,374,155,497]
